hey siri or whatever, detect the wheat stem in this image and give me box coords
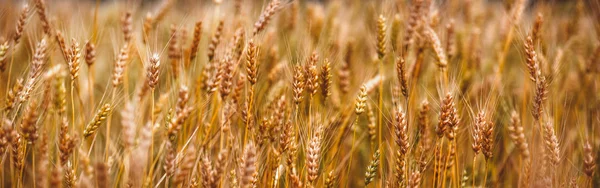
[483,159,489,187]
[148,89,156,186]
[472,156,477,188]
[346,115,359,188]
[88,66,94,114]
[377,60,384,187]
[70,80,76,133]
[105,89,116,160]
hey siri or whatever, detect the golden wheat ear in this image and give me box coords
[240,142,257,188]
[583,140,596,178]
[83,103,111,138]
[189,21,203,62]
[253,0,282,36]
[14,4,29,45]
[394,108,409,185]
[34,0,52,35]
[364,149,381,186]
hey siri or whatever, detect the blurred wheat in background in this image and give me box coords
[0,0,599,187]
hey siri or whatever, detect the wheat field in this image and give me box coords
[0,0,599,187]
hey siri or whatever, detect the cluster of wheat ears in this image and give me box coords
[0,0,599,187]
